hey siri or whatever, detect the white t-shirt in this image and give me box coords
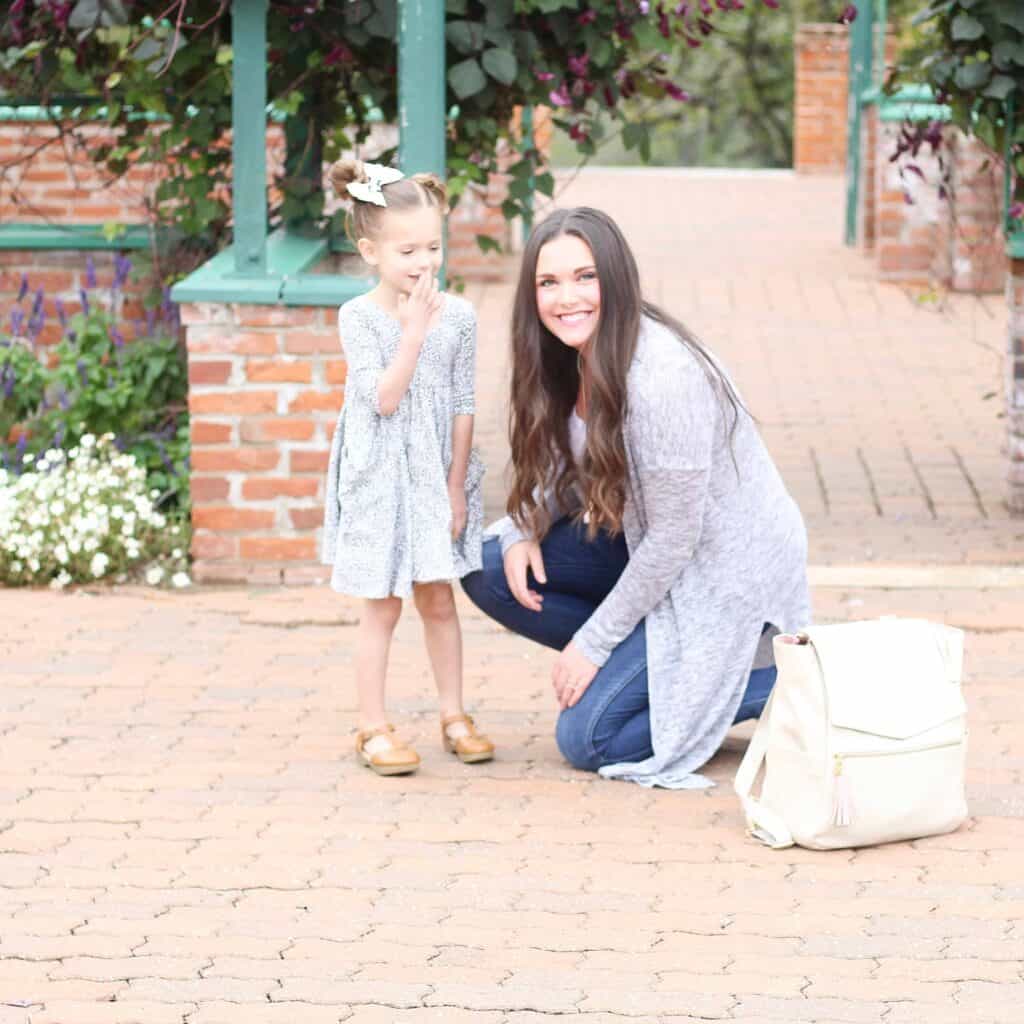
[568,410,586,466]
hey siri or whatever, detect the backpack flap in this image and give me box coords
[805,619,966,741]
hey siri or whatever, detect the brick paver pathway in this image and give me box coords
[3,171,1024,1023]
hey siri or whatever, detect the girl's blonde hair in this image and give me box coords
[329,158,448,243]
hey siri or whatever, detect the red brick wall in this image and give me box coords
[0,117,515,280]
[182,302,343,584]
[794,25,850,174]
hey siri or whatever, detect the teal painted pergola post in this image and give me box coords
[231,0,269,276]
[843,1,875,246]
[398,0,445,178]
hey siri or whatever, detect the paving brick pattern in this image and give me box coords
[2,171,1023,1023]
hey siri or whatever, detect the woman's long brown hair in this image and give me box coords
[506,206,743,541]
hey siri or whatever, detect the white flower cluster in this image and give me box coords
[0,434,190,589]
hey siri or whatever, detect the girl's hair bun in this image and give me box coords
[329,158,367,198]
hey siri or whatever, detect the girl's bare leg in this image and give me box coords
[355,596,402,731]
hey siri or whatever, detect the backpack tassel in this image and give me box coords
[832,755,854,828]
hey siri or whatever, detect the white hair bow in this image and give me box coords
[346,162,405,206]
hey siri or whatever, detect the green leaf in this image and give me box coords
[950,12,984,40]
[954,60,991,90]
[982,74,1017,100]
[215,45,232,66]
[534,171,555,197]
[591,37,613,67]
[476,234,502,253]
[447,20,484,54]
[448,58,487,99]
[992,41,1024,69]
[995,1,1024,32]
[482,48,517,85]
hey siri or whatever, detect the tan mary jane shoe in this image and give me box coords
[356,724,420,776]
[441,713,495,764]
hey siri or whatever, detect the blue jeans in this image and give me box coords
[461,516,776,773]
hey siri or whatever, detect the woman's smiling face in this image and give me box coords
[534,233,602,353]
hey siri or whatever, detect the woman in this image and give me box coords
[462,207,810,788]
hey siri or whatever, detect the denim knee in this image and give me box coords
[555,708,601,773]
[460,540,511,616]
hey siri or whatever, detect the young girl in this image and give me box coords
[321,160,493,776]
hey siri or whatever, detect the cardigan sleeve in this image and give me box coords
[572,360,719,667]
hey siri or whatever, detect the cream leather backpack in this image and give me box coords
[734,618,968,850]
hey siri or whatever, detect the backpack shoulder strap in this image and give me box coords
[733,692,795,849]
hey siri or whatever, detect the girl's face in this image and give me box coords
[534,233,602,353]
[359,205,444,296]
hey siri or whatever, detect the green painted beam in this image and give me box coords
[231,0,270,276]
[170,228,369,306]
[844,2,875,246]
[398,0,446,178]
[1008,231,1024,260]
[0,224,152,250]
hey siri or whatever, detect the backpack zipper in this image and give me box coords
[830,739,962,829]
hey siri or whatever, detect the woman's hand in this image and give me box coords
[397,272,442,340]
[552,640,599,709]
[448,480,467,540]
[502,540,546,612]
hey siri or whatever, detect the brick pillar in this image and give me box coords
[183,302,344,584]
[1009,258,1024,515]
[873,120,948,284]
[947,133,1007,294]
[794,25,850,174]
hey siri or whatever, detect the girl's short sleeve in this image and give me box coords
[338,303,385,415]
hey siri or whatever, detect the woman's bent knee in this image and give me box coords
[555,709,602,773]
[461,538,513,616]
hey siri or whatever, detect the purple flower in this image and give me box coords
[145,309,156,335]
[568,54,590,77]
[578,9,597,24]
[79,289,90,316]
[698,17,714,34]
[1,366,14,399]
[838,3,857,24]
[113,252,132,290]
[15,433,27,463]
[55,299,67,327]
[1009,202,1024,221]
[85,255,97,289]
[664,81,690,100]
[17,274,28,302]
[10,309,25,336]
[659,10,671,36]
[761,0,779,7]
[535,69,556,82]
[639,0,650,11]
[27,310,45,341]
[58,387,70,410]
[112,328,125,348]
[569,122,589,143]
[549,84,572,108]
[684,33,701,47]
[700,0,712,13]
[77,359,89,387]
[32,288,44,317]
[675,2,689,12]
